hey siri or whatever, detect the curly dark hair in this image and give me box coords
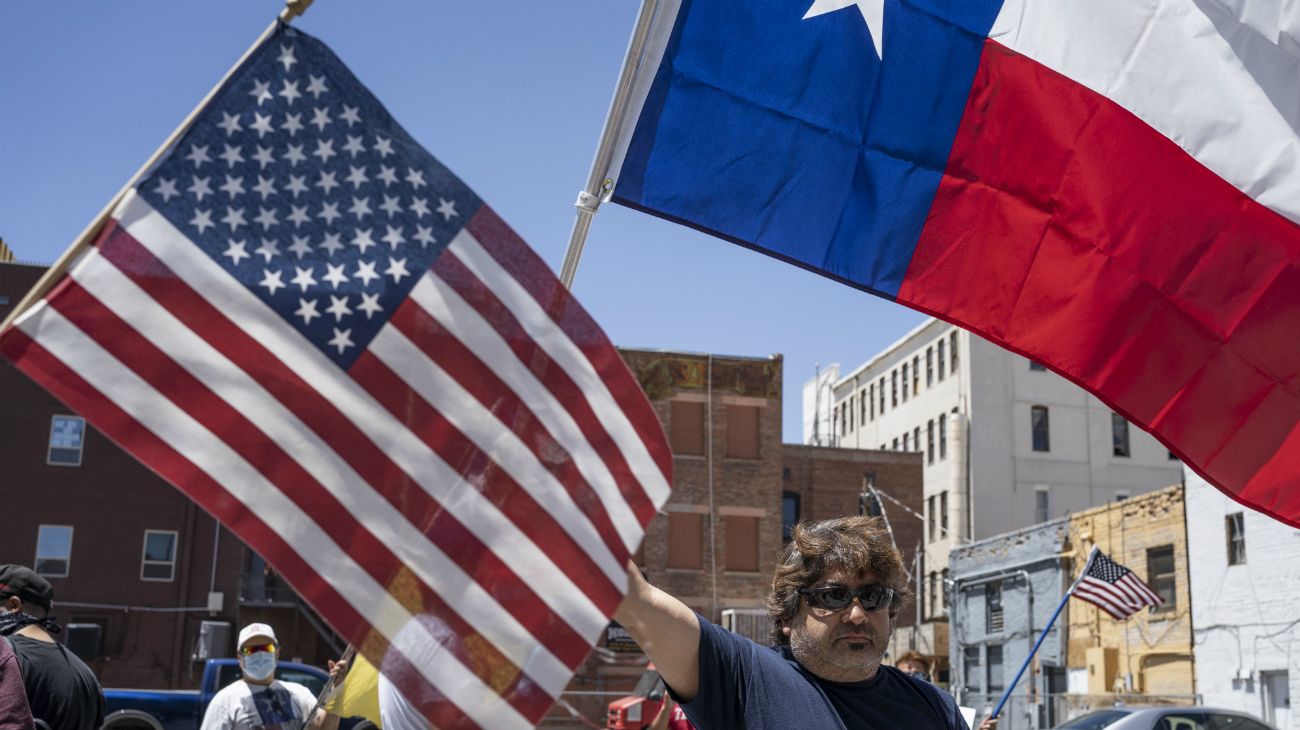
[766,516,911,646]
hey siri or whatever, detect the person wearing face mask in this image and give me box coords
[200,623,344,730]
[614,516,969,729]
[0,565,103,730]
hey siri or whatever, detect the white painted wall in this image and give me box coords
[1187,468,1300,728]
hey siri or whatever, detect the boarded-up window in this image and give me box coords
[667,512,703,569]
[725,516,760,572]
[670,401,705,456]
[726,405,761,459]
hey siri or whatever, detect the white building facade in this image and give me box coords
[804,319,1183,626]
[1187,468,1298,729]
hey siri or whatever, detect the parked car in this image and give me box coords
[1054,706,1279,730]
[102,658,372,730]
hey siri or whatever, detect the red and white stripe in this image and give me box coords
[1,190,672,728]
[1073,575,1163,621]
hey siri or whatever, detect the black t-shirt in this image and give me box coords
[674,617,968,730]
[7,635,105,730]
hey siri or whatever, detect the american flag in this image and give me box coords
[0,25,672,728]
[1071,547,1165,620]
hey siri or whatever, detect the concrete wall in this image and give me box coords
[1187,469,1300,728]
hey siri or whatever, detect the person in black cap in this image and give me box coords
[0,565,103,730]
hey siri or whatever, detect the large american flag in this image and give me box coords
[1071,547,1165,620]
[0,24,672,728]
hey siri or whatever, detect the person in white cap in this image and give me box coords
[199,623,345,730]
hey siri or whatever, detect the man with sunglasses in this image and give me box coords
[200,623,344,730]
[615,516,968,729]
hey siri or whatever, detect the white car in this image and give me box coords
[1054,706,1279,730]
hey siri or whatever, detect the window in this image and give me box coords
[941,568,950,611]
[939,413,948,460]
[963,647,981,692]
[878,378,886,414]
[926,420,935,464]
[1031,406,1050,452]
[1112,413,1131,457]
[903,432,911,451]
[929,571,939,617]
[901,363,909,402]
[937,340,946,380]
[1034,487,1050,523]
[940,491,949,538]
[1147,545,1176,612]
[892,437,899,450]
[1168,450,1180,461]
[1226,513,1246,565]
[141,530,178,581]
[667,512,704,569]
[926,347,934,386]
[869,384,875,421]
[1029,360,1047,371]
[35,525,73,577]
[913,427,920,453]
[860,492,882,517]
[860,389,867,424]
[726,405,761,458]
[848,396,855,432]
[1115,491,1130,501]
[725,515,760,572]
[986,582,1004,633]
[987,644,1004,694]
[912,355,920,395]
[47,415,86,466]
[891,371,898,407]
[669,401,705,456]
[927,495,937,543]
[782,491,801,543]
[950,332,959,371]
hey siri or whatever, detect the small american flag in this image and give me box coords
[1071,547,1165,620]
[0,24,671,728]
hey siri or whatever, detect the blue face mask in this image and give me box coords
[242,651,277,682]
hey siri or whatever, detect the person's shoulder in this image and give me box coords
[276,679,318,703]
[210,680,252,703]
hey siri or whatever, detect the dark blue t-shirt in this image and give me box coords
[672,617,968,730]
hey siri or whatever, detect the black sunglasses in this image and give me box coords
[798,584,895,612]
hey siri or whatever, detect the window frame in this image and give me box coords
[141,529,179,582]
[1225,512,1246,566]
[47,414,87,467]
[1031,405,1051,452]
[939,413,948,460]
[35,524,74,578]
[1146,545,1177,613]
[926,419,935,464]
[1111,412,1131,458]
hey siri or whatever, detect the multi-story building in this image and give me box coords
[805,318,1183,634]
[1187,469,1298,729]
[0,261,344,689]
[949,483,1192,729]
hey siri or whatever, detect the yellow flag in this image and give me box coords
[326,651,383,726]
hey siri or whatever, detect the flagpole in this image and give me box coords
[988,547,1099,722]
[557,0,661,290]
[0,0,314,334]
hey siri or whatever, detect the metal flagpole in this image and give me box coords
[0,0,315,333]
[557,0,661,290]
[988,547,1099,722]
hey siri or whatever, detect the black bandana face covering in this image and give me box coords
[0,610,61,637]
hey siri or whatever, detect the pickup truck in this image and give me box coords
[102,659,372,730]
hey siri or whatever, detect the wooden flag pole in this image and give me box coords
[0,1,314,333]
[557,0,662,290]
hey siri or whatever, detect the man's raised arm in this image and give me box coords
[614,562,702,700]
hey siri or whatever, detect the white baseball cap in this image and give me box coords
[237,622,278,649]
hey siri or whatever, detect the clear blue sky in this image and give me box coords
[0,2,924,442]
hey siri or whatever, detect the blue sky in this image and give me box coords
[0,2,924,441]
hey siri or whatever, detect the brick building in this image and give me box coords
[1,261,342,689]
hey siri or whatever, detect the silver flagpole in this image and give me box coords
[558,0,662,290]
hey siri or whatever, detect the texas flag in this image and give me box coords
[606,0,1300,527]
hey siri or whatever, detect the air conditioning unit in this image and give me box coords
[721,608,770,645]
[65,623,103,660]
[194,620,232,661]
